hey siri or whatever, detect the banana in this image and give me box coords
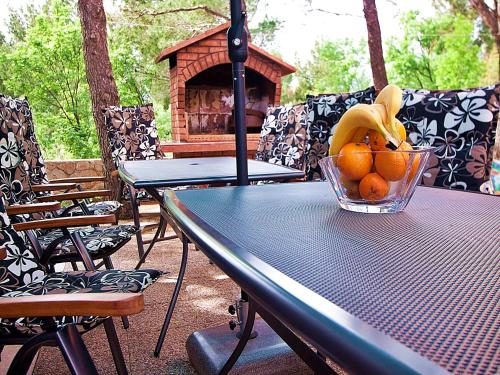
[329,104,398,156]
[375,84,403,144]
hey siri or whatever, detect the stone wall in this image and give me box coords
[45,159,105,190]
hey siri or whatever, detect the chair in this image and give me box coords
[0,127,136,272]
[303,86,376,181]
[0,93,121,217]
[103,104,175,263]
[396,84,499,192]
[0,196,161,374]
[255,103,310,173]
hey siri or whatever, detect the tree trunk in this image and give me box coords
[469,0,499,80]
[363,0,388,91]
[77,0,121,202]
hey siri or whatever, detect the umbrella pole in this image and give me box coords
[232,61,249,186]
[228,0,256,338]
[228,0,249,186]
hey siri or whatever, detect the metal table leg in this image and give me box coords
[154,233,189,357]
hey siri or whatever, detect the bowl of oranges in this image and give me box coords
[319,141,434,213]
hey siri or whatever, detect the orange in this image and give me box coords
[359,173,389,201]
[400,142,420,181]
[374,142,412,181]
[368,122,407,151]
[337,143,373,181]
[340,176,361,199]
[368,130,389,151]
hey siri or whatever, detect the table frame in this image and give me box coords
[118,157,305,358]
[163,186,451,375]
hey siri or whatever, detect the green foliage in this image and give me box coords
[1,0,99,159]
[282,39,371,104]
[250,16,282,48]
[386,12,486,89]
[1,1,494,160]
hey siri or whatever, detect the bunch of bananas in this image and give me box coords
[328,84,406,156]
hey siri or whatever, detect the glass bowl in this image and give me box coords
[319,146,434,213]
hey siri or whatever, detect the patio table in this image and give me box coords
[163,181,499,374]
[117,156,304,356]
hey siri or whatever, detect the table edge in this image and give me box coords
[118,158,305,188]
[163,187,448,375]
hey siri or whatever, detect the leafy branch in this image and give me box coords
[129,6,229,21]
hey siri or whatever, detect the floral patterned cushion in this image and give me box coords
[61,200,123,217]
[0,197,46,296]
[0,94,49,186]
[0,130,37,206]
[305,87,376,181]
[0,196,160,338]
[103,104,163,169]
[36,225,137,263]
[0,269,160,337]
[397,84,499,192]
[255,103,309,171]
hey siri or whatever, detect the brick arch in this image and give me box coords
[181,53,280,84]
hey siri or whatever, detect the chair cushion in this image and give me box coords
[255,103,309,171]
[36,225,137,263]
[0,131,37,206]
[0,268,161,337]
[0,94,49,186]
[397,84,499,192]
[60,200,122,216]
[103,104,163,169]
[305,87,376,181]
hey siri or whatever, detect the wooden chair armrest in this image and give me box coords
[0,246,6,260]
[32,183,78,192]
[37,190,112,202]
[12,215,117,231]
[0,293,144,318]
[6,202,62,216]
[50,176,106,184]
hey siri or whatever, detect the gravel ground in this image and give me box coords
[33,227,240,375]
[32,226,346,375]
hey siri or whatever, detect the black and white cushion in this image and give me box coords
[61,200,123,217]
[36,225,137,263]
[255,103,309,171]
[0,196,160,338]
[103,104,163,169]
[0,93,121,215]
[397,84,499,192]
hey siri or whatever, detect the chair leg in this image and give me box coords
[103,256,114,269]
[56,324,98,375]
[135,215,165,269]
[103,319,128,375]
[7,331,56,375]
[71,262,79,271]
[129,187,145,258]
[159,218,167,238]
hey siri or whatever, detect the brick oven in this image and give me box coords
[155,22,296,157]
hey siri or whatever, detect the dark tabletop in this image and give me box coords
[164,182,499,375]
[118,157,304,188]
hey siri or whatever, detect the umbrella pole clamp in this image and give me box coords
[228,298,259,339]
